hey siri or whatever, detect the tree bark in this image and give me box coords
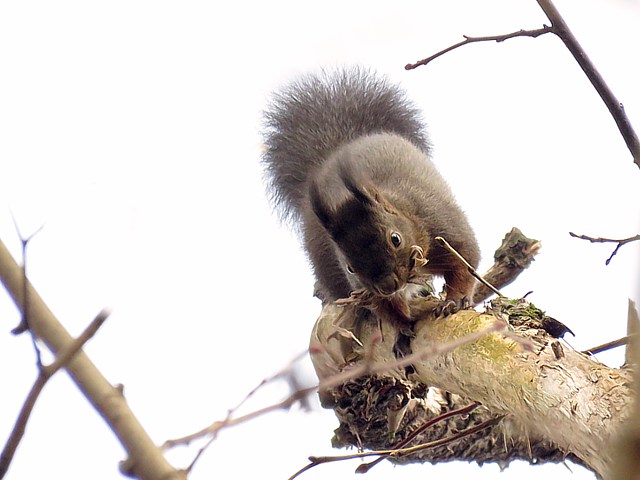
[310,296,632,478]
[0,239,185,480]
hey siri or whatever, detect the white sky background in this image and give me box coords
[1,1,639,479]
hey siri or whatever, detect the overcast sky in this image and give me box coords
[1,1,639,479]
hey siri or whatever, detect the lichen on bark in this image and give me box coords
[310,295,632,478]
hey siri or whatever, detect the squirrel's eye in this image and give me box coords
[390,232,402,248]
[346,265,355,274]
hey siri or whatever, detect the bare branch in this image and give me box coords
[173,354,309,442]
[163,352,312,473]
[535,0,640,167]
[569,232,640,265]
[9,215,44,336]
[228,351,309,414]
[0,238,184,480]
[164,309,517,474]
[162,386,317,451]
[581,332,639,356]
[405,26,552,70]
[164,324,501,453]
[0,310,109,478]
[407,1,640,166]
[45,309,110,374]
[356,401,480,473]
[288,416,503,480]
[472,228,541,305]
[314,319,515,395]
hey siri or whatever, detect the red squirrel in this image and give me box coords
[262,68,480,314]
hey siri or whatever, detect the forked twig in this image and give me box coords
[0,310,110,478]
[288,416,503,480]
[569,232,640,265]
[0,222,111,478]
[0,237,183,480]
[163,352,312,474]
[166,319,519,473]
[9,214,44,335]
[356,401,480,473]
[406,0,640,166]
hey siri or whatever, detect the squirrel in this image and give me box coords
[261,67,480,314]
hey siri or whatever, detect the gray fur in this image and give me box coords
[262,68,479,302]
[262,67,430,224]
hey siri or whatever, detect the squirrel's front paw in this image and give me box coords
[433,297,471,317]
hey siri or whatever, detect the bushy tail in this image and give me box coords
[261,67,430,223]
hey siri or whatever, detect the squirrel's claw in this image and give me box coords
[433,296,471,317]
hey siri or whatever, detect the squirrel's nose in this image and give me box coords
[374,275,400,296]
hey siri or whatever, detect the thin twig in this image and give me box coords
[228,350,309,415]
[581,332,639,356]
[176,351,310,474]
[0,309,110,479]
[46,310,110,373]
[319,321,508,394]
[9,214,44,336]
[162,386,318,450]
[535,0,640,167]
[405,26,552,70]
[407,1,640,166]
[569,232,640,265]
[288,416,503,480]
[166,322,512,454]
[435,236,504,297]
[356,402,480,473]
[185,435,217,474]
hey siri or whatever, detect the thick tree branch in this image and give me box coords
[310,296,631,479]
[0,238,185,480]
[472,227,541,305]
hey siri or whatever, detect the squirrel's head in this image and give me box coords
[310,173,426,297]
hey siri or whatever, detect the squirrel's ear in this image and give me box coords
[343,177,375,207]
[339,163,378,208]
[309,179,335,230]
